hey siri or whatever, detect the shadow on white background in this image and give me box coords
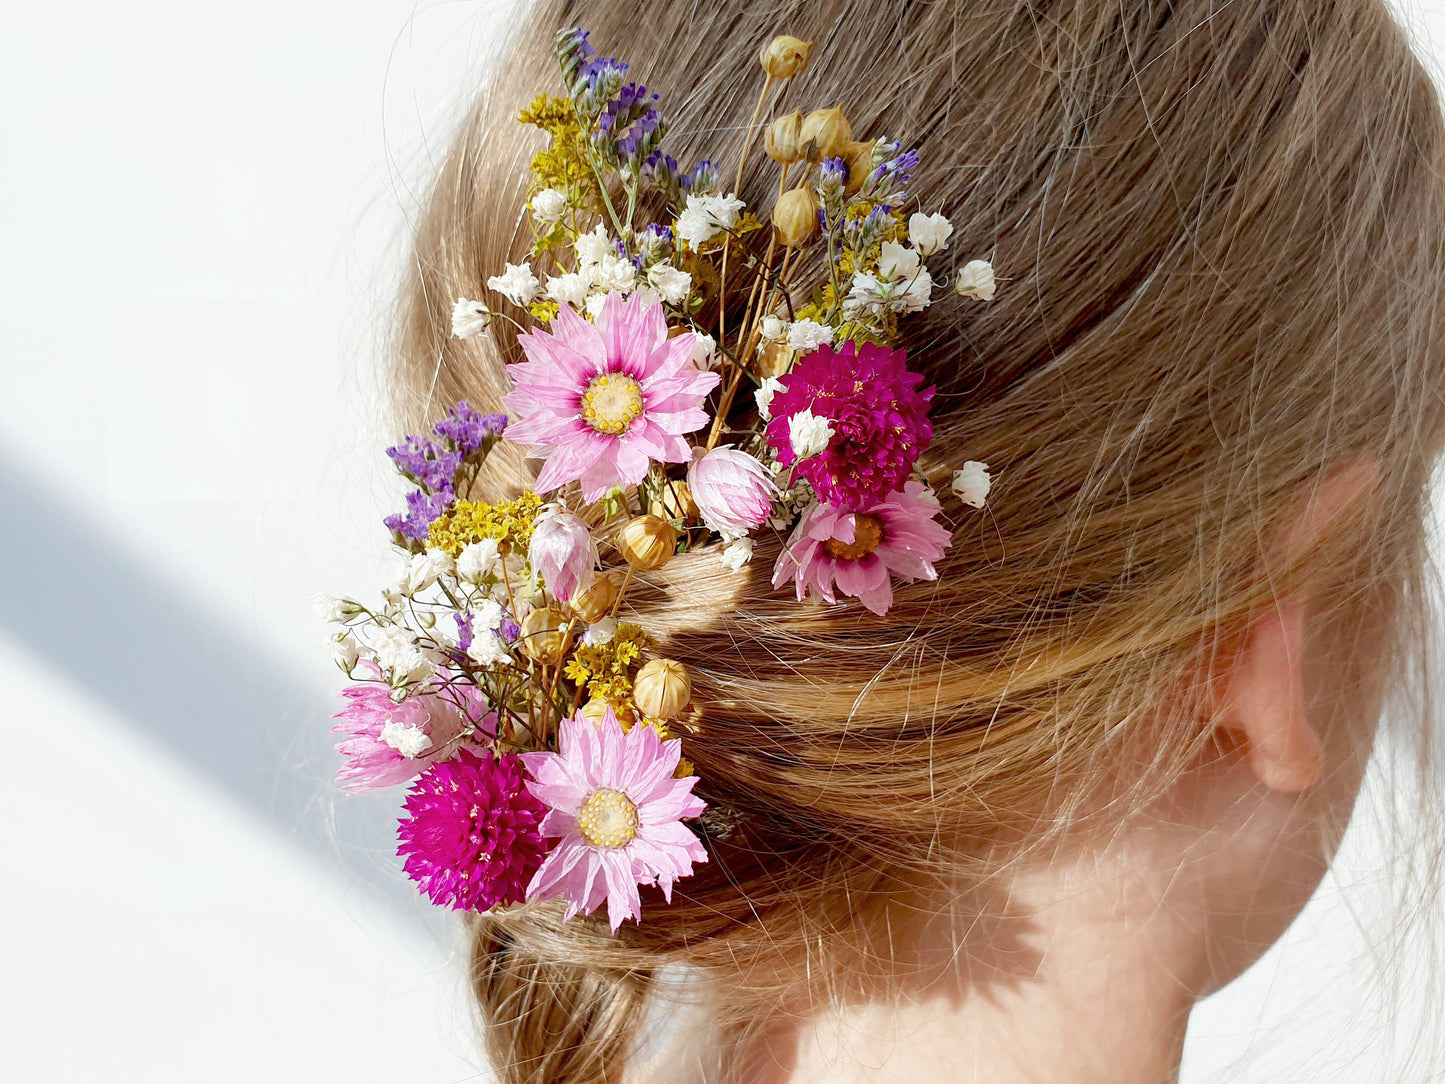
[1,1,1442,1081]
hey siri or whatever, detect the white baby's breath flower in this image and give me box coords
[380,720,433,758]
[473,597,506,631]
[372,625,434,685]
[487,262,541,307]
[544,272,590,310]
[450,297,493,339]
[690,331,718,370]
[647,262,693,305]
[312,594,356,624]
[901,268,935,313]
[331,631,360,672]
[630,286,663,309]
[530,187,568,223]
[585,293,607,320]
[675,192,746,248]
[908,212,954,256]
[583,616,618,646]
[951,461,992,508]
[574,224,614,269]
[788,408,835,460]
[406,549,454,594]
[466,632,511,667]
[589,253,636,294]
[878,241,922,282]
[760,315,786,343]
[719,538,754,571]
[457,539,500,582]
[954,260,996,301]
[755,376,784,420]
[786,319,834,354]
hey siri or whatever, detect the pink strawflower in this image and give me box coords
[687,446,775,539]
[528,509,599,601]
[521,707,706,932]
[764,341,934,510]
[503,292,721,502]
[332,664,496,793]
[396,749,549,912]
[772,481,952,616]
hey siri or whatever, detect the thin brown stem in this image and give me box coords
[734,75,776,196]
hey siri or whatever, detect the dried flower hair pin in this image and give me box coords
[318,29,995,932]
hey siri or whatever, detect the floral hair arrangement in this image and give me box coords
[317,30,996,933]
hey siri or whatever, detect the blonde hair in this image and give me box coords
[389,1,1445,1080]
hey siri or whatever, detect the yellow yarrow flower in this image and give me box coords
[564,622,651,705]
[427,492,544,557]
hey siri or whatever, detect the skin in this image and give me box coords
[729,465,1387,1084]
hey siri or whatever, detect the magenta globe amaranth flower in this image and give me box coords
[332,664,496,793]
[764,341,934,510]
[503,292,721,502]
[687,447,775,539]
[528,509,599,601]
[397,749,550,912]
[772,481,952,616]
[521,707,706,932]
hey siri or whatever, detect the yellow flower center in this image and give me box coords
[577,787,639,848]
[581,373,644,435]
[821,513,885,561]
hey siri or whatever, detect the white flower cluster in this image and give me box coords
[314,536,544,696]
[674,192,746,249]
[532,225,695,317]
[759,316,835,356]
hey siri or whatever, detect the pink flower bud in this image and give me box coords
[528,510,599,602]
[687,448,775,540]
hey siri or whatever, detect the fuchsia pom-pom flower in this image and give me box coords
[397,749,549,912]
[521,707,707,932]
[332,665,496,793]
[687,446,775,539]
[765,341,934,510]
[528,509,599,601]
[503,292,721,502]
[772,480,952,616]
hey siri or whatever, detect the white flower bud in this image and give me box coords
[450,298,493,339]
[951,461,992,508]
[907,212,954,256]
[788,408,834,460]
[954,260,996,301]
[530,187,568,223]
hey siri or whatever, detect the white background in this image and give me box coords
[1,2,1443,1081]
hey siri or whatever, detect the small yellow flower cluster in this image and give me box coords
[517,95,601,225]
[427,492,545,557]
[564,622,651,707]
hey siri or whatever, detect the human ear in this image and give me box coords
[1208,461,1376,794]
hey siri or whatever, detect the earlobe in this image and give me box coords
[1217,597,1322,793]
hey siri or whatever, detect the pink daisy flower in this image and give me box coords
[521,707,707,932]
[503,292,721,502]
[771,480,952,616]
[397,749,549,912]
[332,664,496,793]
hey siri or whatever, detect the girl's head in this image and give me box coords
[391,1,1445,1079]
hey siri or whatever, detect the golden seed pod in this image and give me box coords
[617,514,677,570]
[648,480,700,524]
[772,186,821,248]
[800,105,852,164]
[580,697,637,728]
[759,35,812,79]
[764,110,805,165]
[843,138,876,195]
[569,573,619,624]
[753,336,793,379]
[519,607,568,664]
[633,659,692,720]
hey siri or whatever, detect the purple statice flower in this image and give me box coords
[643,151,683,204]
[861,144,921,204]
[453,612,474,656]
[681,159,720,197]
[843,204,893,256]
[765,341,935,510]
[499,615,521,643]
[385,486,454,542]
[432,401,507,456]
[573,54,630,117]
[397,749,550,912]
[556,26,595,85]
[636,223,674,269]
[386,435,463,493]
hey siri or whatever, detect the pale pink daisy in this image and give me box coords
[503,292,721,502]
[521,706,706,931]
[332,664,496,793]
[771,480,952,616]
